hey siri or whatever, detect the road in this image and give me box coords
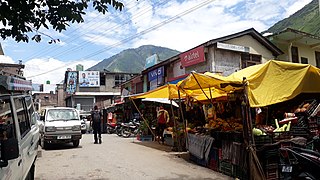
[35,134,231,180]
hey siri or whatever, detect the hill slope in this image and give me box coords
[266,0,320,36]
[88,45,180,73]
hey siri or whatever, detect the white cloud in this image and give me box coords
[0,55,15,64]
[24,58,99,84]
[284,0,313,18]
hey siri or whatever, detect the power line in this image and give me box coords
[26,0,215,78]
[24,0,153,60]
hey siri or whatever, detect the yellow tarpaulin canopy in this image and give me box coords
[130,84,227,101]
[130,84,183,99]
[179,60,320,107]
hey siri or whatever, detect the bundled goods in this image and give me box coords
[206,118,243,131]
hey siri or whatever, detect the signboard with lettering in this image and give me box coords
[180,46,205,67]
[148,66,164,81]
[79,71,100,87]
[217,42,250,53]
[145,54,159,69]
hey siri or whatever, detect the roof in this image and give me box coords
[266,28,320,48]
[141,28,283,75]
[203,28,283,56]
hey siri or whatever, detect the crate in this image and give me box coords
[219,160,233,177]
[232,165,248,180]
[208,158,219,171]
[265,163,279,180]
[254,135,272,148]
[164,136,174,146]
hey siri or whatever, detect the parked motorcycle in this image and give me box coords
[279,146,320,180]
[121,119,141,138]
[105,121,120,134]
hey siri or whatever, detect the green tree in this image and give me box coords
[0,0,124,42]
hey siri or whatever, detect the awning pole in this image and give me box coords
[178,89,187,151]
[170,99,180,152]
[130,97,156,137]
[191,72,214,104]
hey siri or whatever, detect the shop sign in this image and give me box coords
[217,42,249,53]
[180,46,205,67]
[148,66,164,81]
[145,54,159,69]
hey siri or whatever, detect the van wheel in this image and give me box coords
[73,140,80,148]
[41,138,48,150]
[26,162,35,180]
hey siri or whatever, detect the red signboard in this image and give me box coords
[180,46,205,67]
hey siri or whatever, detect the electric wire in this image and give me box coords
[26,0,215,79]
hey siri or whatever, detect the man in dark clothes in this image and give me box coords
[90,105,102,144]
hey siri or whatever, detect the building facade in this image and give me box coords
[266,28,320,67]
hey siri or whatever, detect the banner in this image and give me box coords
[79,71,100,87]
[66,71,77,94]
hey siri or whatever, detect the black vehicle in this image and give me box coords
[279,146,320,180]
[121,119,141,138]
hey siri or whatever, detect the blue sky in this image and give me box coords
[0,0,313,84]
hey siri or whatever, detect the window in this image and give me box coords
[241,53,261,68]
[291,46,299,63]
[14,97,30,138]
[301,57,308,64]
[0,96,16,159]
[114,74,131,86]
[0,97,15,140]
[100,75,106,85]
[25,96,37,126]
[315,51,320,68]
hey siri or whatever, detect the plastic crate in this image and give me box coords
[232,165,248,180]
[265,163,279,180]
[219,160,233,177]
[208,158,219,171]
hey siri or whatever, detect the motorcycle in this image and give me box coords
[121,119,141,138]
[279,146,320,180]
[105,121,122,136]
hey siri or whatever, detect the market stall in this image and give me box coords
[178,60,320,180]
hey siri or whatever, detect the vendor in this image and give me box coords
[156,106,169,144]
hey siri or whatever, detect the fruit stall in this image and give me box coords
[177,60,320,180]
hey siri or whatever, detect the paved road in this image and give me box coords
[35,134,231,180]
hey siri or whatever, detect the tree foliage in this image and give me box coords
[0,0,124,42]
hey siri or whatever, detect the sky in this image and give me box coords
[0,0,314,84]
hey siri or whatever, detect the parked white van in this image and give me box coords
[0,75,40,180]
[39,107,82,149]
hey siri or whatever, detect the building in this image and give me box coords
[0,63,25,77]
[124,28,283,93]
[65,70,138,111]
[266,28,320,67]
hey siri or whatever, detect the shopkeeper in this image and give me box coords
[156,106,169,144]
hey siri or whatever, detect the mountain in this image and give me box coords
[88,45,180,73]
[265,0,320,36]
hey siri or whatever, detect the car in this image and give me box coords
[39,107,82,149]
[0,74,40,180]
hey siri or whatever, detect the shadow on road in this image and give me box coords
[41,143,83,151]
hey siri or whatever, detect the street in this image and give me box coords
[35,134,231,180]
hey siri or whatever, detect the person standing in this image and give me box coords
[90,105,102,144]
[156,106,169,144]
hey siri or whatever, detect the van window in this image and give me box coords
[14,97,31,138]
[25,96,37,126]
[0,97,16,159]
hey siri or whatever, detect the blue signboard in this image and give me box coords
[148,66,164,81]
[144,54,159,69]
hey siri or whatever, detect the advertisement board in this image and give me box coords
[79,71,100,87]
[66,71,77,94]
[180,46,205,67]
[144,54,159,69]
[148,66,164,81]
